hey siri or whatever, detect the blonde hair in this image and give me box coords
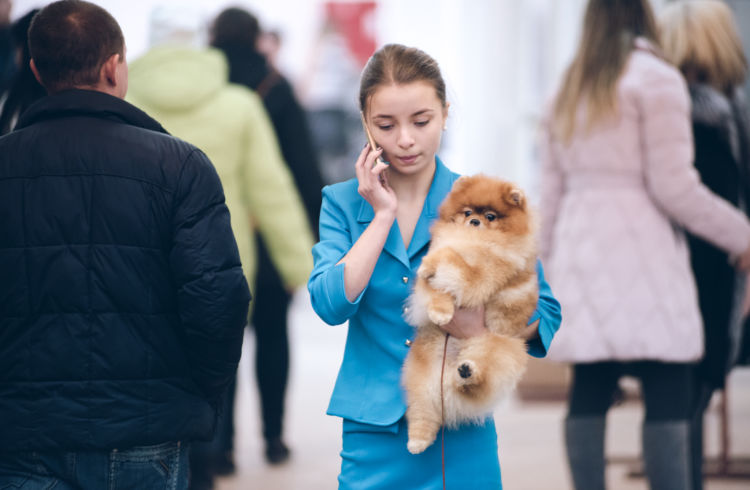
[552,0,659,143]
[659,0,747,95]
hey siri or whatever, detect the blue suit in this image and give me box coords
[308,158,561,488]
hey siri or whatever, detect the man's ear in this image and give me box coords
[29,59,45,86]
[100,53,120,88]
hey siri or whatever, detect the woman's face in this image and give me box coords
[365,81,447,177]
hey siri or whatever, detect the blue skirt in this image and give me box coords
[339,417,502,489]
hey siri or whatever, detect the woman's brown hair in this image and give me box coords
[552,0,659,143]
[359,44,446,116]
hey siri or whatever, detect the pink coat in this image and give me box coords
[540,42,750,363]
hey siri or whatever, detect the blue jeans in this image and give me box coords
[0,441,189,489]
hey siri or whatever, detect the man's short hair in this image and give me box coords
[28,0,125,93]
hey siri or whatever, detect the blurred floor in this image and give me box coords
[216,291,750,490]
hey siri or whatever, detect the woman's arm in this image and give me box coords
[439,261,561,354]
[337,146,395,301]
[639,62,750,260]
[307,146,395,324]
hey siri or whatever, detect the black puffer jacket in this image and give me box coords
[0,89,251,451]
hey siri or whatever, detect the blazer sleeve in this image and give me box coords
[239,91,314,289]
[639,61,750,257]
[539,113,565,263]
[526,260,562,358]
[307,185,367,325]
[170,149,251,403]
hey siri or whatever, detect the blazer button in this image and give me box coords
[402,276,409,284]
[405,339,412,347]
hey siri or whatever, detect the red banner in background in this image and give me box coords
[324,2,377,68]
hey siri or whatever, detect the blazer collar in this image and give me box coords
[356,157,457,268]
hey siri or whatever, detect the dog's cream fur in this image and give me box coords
[402,175,539,454]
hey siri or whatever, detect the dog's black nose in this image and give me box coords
[470,219,480,226]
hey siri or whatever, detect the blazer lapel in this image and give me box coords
[407,158,458,260]
[356,157,459,268]
[357,197,410,268]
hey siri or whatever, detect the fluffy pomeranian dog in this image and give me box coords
[401,175,539,454]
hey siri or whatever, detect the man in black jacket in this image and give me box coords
[0,2,250,488]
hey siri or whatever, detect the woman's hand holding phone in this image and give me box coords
[355,122,396,217]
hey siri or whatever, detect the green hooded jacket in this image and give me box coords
[128,45,314,293]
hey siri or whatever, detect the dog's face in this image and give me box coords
[438,175,530,236]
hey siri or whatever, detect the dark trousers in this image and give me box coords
[222,238,292,445]
[250,275,292,441]
[568,361,694,420]
[565,361,695,490]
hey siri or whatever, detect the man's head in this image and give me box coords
[28,0,127,97]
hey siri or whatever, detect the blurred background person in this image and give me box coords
[0,0,13,96]
[256,28,281,71]
[210,6,324,466]
[0,8,44,135]
[126,5,314,489]
[539,0,750,489]
[659,1,750,488]
[298,12,362,185]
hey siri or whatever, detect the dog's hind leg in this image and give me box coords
[402,333,444,454]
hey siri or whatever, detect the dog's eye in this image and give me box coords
[464,210,472,217]
[485,213,496,221]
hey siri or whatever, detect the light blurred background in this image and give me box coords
[4,2,750,488]
[12,0,748,195]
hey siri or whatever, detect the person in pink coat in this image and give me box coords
[539,0,750,488]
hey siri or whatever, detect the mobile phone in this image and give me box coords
[360,111,388,167]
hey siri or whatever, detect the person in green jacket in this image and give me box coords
[127,7,314,490]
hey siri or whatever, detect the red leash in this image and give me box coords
[440,333,450,490]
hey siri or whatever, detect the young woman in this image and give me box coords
[539,0,750,489]
[307,44,562,489]
[659,2,750,488]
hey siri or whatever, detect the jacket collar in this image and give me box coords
[356,157,457,267]
[15,89,168,134]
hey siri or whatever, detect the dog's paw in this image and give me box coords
[455,360,480,386]
[417,261,436,280]
[407,438,432,454]
[427,305,453,326]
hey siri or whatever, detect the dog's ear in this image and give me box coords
[506,188,525,207]
[451,175,470,191]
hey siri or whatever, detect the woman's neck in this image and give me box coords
[388,159,437,204]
